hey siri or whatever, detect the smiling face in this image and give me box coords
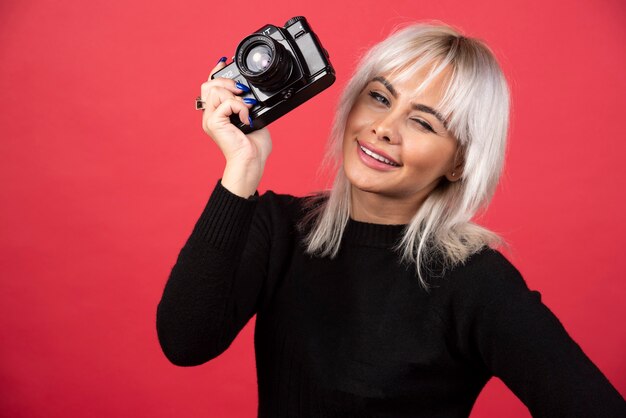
[342,66,462,223]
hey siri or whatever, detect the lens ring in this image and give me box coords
[235,34,293,90]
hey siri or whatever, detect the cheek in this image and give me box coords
[343,141,362,179]
[342,133,357,171]
[342,137,352,164]
[342,110,365,158]
[344,104,371,136]
[401,140,457,173]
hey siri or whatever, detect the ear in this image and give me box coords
[445,158,464,182]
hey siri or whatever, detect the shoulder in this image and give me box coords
[258,189,301,210]
[252,189,325,240]
[439,247,532,307]
[257,189,326,227]
[451,247,523,282]
[256,189,305,221]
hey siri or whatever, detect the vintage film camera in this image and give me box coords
[210,16,336,133]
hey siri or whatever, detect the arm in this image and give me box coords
[465,251,626,417]
[156,180,270,366]
[156,58,273,366]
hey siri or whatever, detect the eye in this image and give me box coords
[411,118,435,133]
[368,91,390,106]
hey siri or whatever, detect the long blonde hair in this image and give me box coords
[301,22,510,289]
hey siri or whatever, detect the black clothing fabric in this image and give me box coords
[157,181,626,417]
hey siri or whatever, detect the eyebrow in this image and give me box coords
[371,76,448,129]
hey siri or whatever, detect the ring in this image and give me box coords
[195,96,205,111]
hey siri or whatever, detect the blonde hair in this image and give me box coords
[301,22,510,289]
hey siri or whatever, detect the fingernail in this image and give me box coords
[216,56,227,65]
[243,98,257,105]
[248,116,254,128]
[236,82,251,92]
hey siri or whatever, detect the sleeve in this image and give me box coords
[156,180,272,366]
[457,250,626,417]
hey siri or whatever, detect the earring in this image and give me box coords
[451,172,456,177]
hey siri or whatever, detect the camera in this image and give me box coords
[210,16,336,133]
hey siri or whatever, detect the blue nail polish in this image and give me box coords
[236,82,251,92]
[248,116,254,128]
[216,56,227,64]
[243,98,257,105]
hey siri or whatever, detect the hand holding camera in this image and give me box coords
[198,16,335,197]
[200,62,272,199]
[210,16,335,133]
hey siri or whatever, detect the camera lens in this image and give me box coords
[245,45,273,74]
[236,35,293,91]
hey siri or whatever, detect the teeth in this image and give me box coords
[360,145,399,166]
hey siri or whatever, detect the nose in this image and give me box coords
[371,113,401,144]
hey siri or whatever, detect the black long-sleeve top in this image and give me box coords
[156,180,626,417]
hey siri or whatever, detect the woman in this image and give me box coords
[157,23,626,417]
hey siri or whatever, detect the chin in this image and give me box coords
[345,170,394,196]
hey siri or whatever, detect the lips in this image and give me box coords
[356,140,401,167]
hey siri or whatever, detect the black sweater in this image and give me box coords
[156,181,626,417]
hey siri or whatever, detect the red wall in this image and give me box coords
[1,0,624,416]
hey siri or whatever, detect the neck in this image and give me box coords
[350,186,426,225]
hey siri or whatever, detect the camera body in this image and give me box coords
[211,16,335,133]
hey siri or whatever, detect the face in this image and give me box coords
[342,66,462,213]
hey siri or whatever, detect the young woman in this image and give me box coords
[157,23,626,417]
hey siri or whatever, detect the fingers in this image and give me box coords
[204,85,243,114]
[200,77,245,100]
[202,56,245,96]
[209,56,227,79]
[200,57,255,132]
[204,97,252,132]
[200,57,251,106]
[202,82,254,126]
[218,98,251,126]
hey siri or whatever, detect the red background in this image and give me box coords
[1,0,625,416]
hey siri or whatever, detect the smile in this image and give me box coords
[358,144,401,167]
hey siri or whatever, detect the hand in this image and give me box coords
[199,58,272,197]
